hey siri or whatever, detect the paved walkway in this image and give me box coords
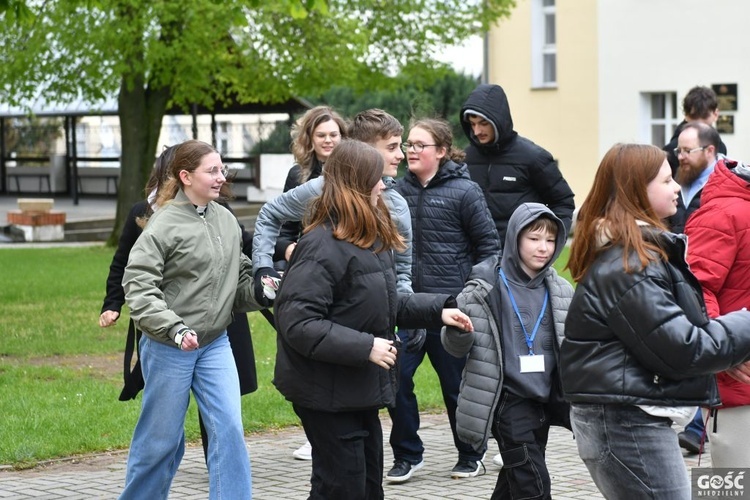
[0,411,709,499]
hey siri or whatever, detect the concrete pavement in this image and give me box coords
[0,411,709,499]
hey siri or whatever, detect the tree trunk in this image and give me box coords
[107,75,170,245]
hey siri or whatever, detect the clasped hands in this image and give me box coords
[369,308,473,369]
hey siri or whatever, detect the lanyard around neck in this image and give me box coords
[499,269,548,355]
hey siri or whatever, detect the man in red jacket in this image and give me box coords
[685,158,750,467]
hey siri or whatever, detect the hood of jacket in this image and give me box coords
[460,84,518,151]
[500,203,566,288]
[700,158,750,206]
[403,158,470,188]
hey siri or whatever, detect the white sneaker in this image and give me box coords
[492,453,504,467]
[292,440,312,460]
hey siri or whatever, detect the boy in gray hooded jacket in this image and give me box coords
[442,202,574,500]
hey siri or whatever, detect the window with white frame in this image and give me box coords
[216,121,230,156]
[641,92,679,146]
[532,0,556,88]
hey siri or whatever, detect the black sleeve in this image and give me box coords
[101,201,147,314]
[220,201,254,258]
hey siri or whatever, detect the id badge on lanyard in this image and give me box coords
[500,269,548,375]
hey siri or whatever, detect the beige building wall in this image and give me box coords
[487,0,599,205]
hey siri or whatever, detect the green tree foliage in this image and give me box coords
[0,0,515,243]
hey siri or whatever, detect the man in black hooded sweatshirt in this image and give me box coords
[460,84,575,244]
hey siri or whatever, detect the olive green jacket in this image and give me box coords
[123,189,258,348]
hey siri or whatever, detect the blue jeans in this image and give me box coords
[120,333,252,500]
[388,330,483,463]
[684,408,705,439]
[571,404,690,500]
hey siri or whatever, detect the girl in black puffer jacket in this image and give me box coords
[273,140,473,500]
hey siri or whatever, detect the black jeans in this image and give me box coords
[294,404,384,500]
[491,392,552,500]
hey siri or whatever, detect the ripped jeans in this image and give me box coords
[294,405,384,500]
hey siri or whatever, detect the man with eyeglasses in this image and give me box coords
[662,86,727,176]
[668,121,721,234]
[459,84,575,244]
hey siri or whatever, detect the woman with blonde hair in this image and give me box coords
[561,143,750,499]
[120,139,258,499]
[273,140,474,499]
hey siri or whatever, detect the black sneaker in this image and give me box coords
[450,459,484,478]
[678,431,702,454]
[385,459,424,483]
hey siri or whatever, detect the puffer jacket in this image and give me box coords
[441,256,573,451]
[460,84,575,241]
[123,189,258,347]
[395,159,499,296]
[441,203,574,451]
[685,159,750,408]
[561,226,750,407]
[273,224,452,412]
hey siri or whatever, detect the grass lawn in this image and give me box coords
[0,244,571,467]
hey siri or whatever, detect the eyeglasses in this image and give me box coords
[673,146,706,157]
[205,165,229,178]
[401,142,438,153]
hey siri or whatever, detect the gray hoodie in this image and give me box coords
[441,202,573,450]
[498,203,567,400]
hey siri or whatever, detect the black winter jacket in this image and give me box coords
[561,227,750,407]
[460,84,575,241]
[667,187,703,234]
[273,225,452,412]
[395,160,499,296]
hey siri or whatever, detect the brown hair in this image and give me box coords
[682,86,719,120]
[143,145,178,200]
[522,216,558,237]
[349,109,404,144]
[135,145,179,227]
[290,106,347,183]
[155,139,231,208]
[304,140,405,252]
[409,117,465,164]
[567,143,668,282]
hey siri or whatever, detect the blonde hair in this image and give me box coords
[290,106,347,183]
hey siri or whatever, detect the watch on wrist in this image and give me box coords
[174,328,190,348]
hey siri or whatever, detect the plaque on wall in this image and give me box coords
[712,83,738,111]
[716,114,734,135]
